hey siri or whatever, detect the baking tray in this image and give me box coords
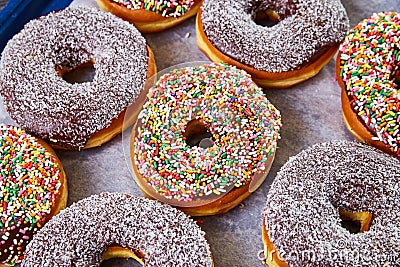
[0,0,73,52]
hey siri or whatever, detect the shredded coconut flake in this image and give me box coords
[263,140,400,266]
[201,0,349,72]
[0,7,148,149]
[22,192,213,266]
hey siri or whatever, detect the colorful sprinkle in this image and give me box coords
[111,0,195,17]
[133,63,281,202]
[339,12,400,156]
[0,124,61,265]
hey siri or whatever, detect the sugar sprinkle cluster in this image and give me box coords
[133,63,281,202]
[111,0,195,17]
[0,124,61,265]
[339,12,400,156]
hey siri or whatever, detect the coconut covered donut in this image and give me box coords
[197,0,349,88]
[262,140,400,267]
[337,12,400,157]
[0,6,156,150]
[96,0,203,33]
[131,63,281,216]
[21,192,213,267]
[0,124,67,266]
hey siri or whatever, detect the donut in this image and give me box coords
[262,140,400,267]
[21,192,213,266]
[96,0,203,33]
[0,7,156,150]
[196,0,349,88]
[0,124,67,266]
[131,63,281,216]
[336,12,400,157]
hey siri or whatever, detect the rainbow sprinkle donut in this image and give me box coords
[110,0,196,17]
[131,63,281,216]
[0,124,67,265]
[337,12,400,156]
[96,0,203,33]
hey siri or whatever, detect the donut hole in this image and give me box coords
[253,9,280,27]
[101,246,143,266]
[183,119,214,148]
[100,258,141,267]
[57,60,96,84]
[339,208,373,234]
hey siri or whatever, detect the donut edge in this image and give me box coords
[196,9,340,89]
[96,0,203,33]
[336,52,394,156]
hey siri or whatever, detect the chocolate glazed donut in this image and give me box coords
[197,0,349,88]
[0,7,156,150]
[263,140,400,266]
[22,192,213,267]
